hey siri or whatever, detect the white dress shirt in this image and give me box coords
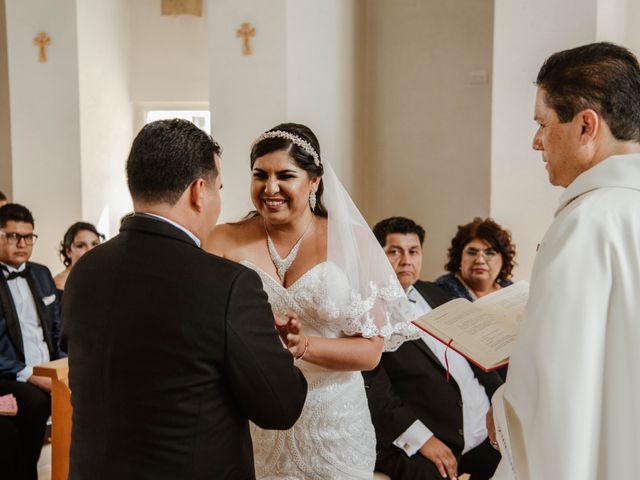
[1,262,50,382]
[393,285,490,456]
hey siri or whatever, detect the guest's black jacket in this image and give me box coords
[61,214,307,480]
[363,280,502,456]
[0,261,64,378]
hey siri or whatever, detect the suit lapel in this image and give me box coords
[0,274,25,360]
[413,281,447,309]
[411,336,445,368]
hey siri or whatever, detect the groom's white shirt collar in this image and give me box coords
[142,212,201,247]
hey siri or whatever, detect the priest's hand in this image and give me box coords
[486,407,499,451]
[275,311,306,358]
[419,436,458,479]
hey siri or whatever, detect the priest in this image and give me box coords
[490,42,640,479]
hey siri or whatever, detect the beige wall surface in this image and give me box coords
[0,0,11,198]
[363,0,494,280]
[491,0,598,281]
[77,0,134,239]
[130,0,209,104]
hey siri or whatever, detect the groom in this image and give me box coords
[61,119,308,480]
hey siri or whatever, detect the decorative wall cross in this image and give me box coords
[33,32,51,63]
[236,22,256,56]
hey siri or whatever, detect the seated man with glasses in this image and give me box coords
[0,203,64,480]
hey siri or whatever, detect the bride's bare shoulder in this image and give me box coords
[204,216,262,257]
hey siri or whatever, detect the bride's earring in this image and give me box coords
[309,190,317,211]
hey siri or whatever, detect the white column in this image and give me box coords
[77,0,134,238]
[207,0,364,223]
[285,0,365,197]
[490,0,598,280]
[5,0,82,270]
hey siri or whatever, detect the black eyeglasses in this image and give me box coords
[0,231,38,246]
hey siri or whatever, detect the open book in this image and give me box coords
[412,281,529,372]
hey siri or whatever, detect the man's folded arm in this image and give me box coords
[224,268,307,429]
[0,354,27,380]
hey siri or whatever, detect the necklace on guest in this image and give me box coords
[265,216,315,281]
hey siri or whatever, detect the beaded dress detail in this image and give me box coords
[242,260,377,480]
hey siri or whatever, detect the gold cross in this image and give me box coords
[33,32,51,63]
[236,22,256,56]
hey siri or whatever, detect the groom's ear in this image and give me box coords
[188,178,207,212]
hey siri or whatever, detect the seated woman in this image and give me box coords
[54,222,104,295]
[435,217,516,379]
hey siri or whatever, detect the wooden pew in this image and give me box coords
[34,358,71,480]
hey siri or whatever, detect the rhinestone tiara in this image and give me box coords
[252,130,321,167]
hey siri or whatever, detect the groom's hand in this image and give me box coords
[419,436,458,479]
[275,311,304,357]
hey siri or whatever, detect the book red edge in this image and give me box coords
[411,320,509,373]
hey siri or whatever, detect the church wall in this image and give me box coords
[4,0,82,270]
[0,0,12,198]
[595,0,640,57]
[363,0,494,281]
[285,0,366,202]
[206,0,364,223]
[207,0,288,222]
[490,0,598,281]
[624,0,640,56]
[596,0,629,45]
[130,0,209,113]
[76,0,134,239]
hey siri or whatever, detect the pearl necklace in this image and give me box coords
[265,217,314,281]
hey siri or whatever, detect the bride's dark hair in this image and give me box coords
[250,123,328,217]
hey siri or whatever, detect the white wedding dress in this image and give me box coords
[242,260,377,480]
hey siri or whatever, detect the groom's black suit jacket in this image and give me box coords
[61,214,307,480]
[364,280,503,457]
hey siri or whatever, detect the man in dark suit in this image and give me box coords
[0,203,64,480]
[61,119,308,480]
[365,217,502,480]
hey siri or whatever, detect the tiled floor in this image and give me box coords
[37,444,51,480]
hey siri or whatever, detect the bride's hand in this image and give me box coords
[275,311,306,358]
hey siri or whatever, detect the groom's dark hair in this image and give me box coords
[126,119,222,205]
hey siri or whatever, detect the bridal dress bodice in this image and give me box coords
[241,260,376,480]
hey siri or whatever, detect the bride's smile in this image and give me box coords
[251,149,319,223]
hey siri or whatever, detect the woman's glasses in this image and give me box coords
[463,247,498,258]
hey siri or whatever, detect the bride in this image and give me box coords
[206,123,418,479]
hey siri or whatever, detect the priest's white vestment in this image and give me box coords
[491,154,640,480]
